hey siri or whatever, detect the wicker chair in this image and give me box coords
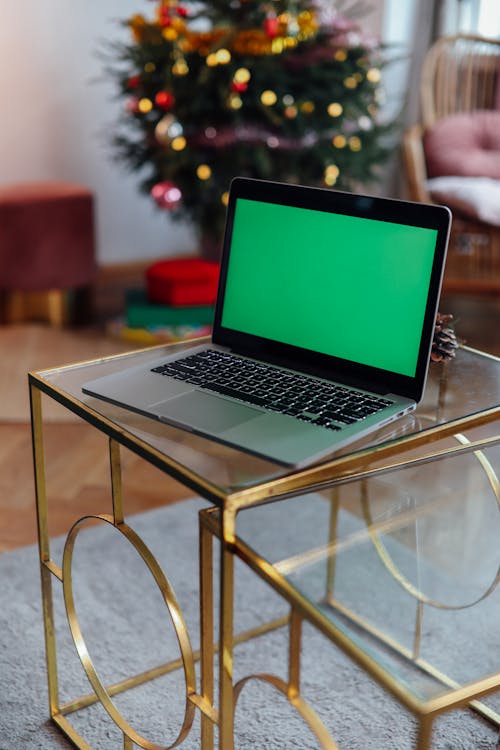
[402,34,500,294]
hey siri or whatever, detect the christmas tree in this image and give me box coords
[108,1,395,256]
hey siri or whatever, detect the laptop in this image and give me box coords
[83,177,451,467]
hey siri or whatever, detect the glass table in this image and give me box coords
[28,339,500,749]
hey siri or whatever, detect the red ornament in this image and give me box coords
[264,16,279,38]
[176,6,188,17]
[126,75,141,90]
[150,181,182,210]
[159,4,171,25]
[231,81,248,93]
[155,90,176,110]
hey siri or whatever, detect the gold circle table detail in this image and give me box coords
[361,434,500,611]
[233,672,339,750]
[62,514,197,750]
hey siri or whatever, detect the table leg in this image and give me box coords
[200,512,215,750]
[219,523,235,750]
[29,382,61,720]
[416,716,433,750]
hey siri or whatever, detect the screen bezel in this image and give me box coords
[212,177,451,402]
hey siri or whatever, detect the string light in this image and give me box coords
[117,3,392,240]
[234,68,251,84]
[367,68,381,83]
[216,48,231,64]
[358,115,372,130]
[324,164,340,185]
[207,48,231,66]
[327,102,343,117]
[261,90,277,106]
[171,136,187,150]
[172,58,189,75]
[228,94,243,109]
[196,164,212,180]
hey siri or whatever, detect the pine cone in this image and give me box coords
[431,313,459,362]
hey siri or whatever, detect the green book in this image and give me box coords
[125,289,215,327]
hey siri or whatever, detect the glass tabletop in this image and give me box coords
[234,442,500,709]
[30,339,500,502]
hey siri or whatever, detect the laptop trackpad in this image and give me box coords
[153,390,262,433]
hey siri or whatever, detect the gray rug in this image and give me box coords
[1,497,499,749]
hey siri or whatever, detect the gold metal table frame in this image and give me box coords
[28,340,500,749]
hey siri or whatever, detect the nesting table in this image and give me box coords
[29,339,500,749]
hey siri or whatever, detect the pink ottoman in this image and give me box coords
[0,182,96,325]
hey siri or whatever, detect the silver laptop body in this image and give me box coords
[83,178,450,468]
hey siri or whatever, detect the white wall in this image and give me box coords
[0,1,196,265]
[0,1,415,265]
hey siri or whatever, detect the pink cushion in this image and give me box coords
[424,111,500,179]
[0,181,96,291]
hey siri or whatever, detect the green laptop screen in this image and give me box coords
[220,198,438,378]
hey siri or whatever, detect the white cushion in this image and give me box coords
[426,176,500,227]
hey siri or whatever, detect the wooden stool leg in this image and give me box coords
[2,289,68,327]
[4,291,27,324]
[46,290,68,327]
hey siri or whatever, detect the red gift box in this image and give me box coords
[146,257,220,306]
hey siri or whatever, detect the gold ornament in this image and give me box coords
[348,136,362,151]
[162,27,178,41]
[271,38,285,54]
[128,14,148,43]
[138,97,153,113]
[300,100,315,114]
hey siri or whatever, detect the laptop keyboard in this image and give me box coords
[151,349,393,431]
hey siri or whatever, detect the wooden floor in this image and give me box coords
[0,290,499,554]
